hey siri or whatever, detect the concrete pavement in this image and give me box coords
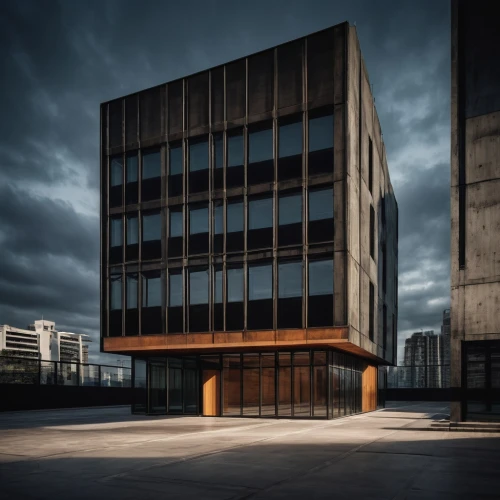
[0,402,499,499]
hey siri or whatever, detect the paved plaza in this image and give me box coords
[0,402,499,499]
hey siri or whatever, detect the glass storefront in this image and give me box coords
[132,349,373,418]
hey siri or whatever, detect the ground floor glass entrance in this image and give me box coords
[132,349,378,418]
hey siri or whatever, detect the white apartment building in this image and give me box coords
[0,319,91,362]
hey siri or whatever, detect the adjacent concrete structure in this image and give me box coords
[451,0,500,421]
[100,22,398,417]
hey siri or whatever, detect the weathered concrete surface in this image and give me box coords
[1,403,499,499]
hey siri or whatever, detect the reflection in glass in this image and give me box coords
[249,128,273,163]
[214,203,223,234]
[279,193,302,225]
[170,146,183,175]
[278,261,302,298]
[126,275,138,309]
[143,272,161,307]
[110,218,123,247]
[189,206,208,235]
[249,264,272,300]
[142,150,161,179]
[189,140,208,172]
[215,269,223,303]
[126,215,138,245]
[110,277,122,310]
[309,114,333,152]
[309,188,333,220]
[111,157,123,186]
[169,210,183,237]
[227,268,244,302]
[227,201,244,232]
[228,133,244,167]
[309,259,333,295]
[214,134,223,169]
[169,273,183,307]
[279,121,302,158]
[126,154,138,182]
[249,197,273,229]
[190,269,209,305]
[142,212,161,241]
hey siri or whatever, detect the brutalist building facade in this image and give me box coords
[100,22,398,417]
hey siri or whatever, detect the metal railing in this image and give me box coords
[0,355,131,387]
[387,365,450,389]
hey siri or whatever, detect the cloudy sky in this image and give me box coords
[0,0,450,364]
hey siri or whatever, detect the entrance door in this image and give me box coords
[203,370,220,416]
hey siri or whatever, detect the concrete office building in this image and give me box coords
[451,0,500,421]
[0,319,90,362]
[100,22,398,417]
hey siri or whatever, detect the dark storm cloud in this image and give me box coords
[0,0,450,364]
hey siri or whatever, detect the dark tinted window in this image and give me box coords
[143,272,162,307]
[227,201,244,232]
[249,264,273,300]
[309,114,333,152]
[370,205,375,258]
[126,215,138,245]
[249,127,273,163]
[169,209,183,237]
[126,274,138,309]
[189,206,208,234]
[169,145,183,175]
[215,269,223,303]
[227,268,244,302]
[214,202,223,234]
[142,150,161,179]
[279,120,302,158]
[278,261,302,298]
[169,272,183,307]
[309,259,333,295]
[142,212,161,241]
[111,157,123,186]
[110,276,122,310]
[249,197,273,229]
[228,132,244,167]
[110,218,123,247]
[214,134,223,169]
[189,139,208,172]
[279,192,301,225]
[126,154,138,183]
[190,269,209,304]
[309,188,333,220]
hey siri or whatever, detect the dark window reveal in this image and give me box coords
[248,263,273,330]
[125,153,138,204]
[109,217,123,265]
[189,138,209,193]
[308,258,333,327]
[369,282,375,341]
[189,205,209,255]
[278,118,302,181]
[126,214,139,261]
[125,274,139,336]
[168,144,183,197]
[142,211,161,260]
[168,271,183,333]
[226,200,244,252]
[227,130,244,188]
[278,261,303,328]
[248,196,273,250]
[109,274,122,337]
[168,208,183,258]
[308,187,334,243]
[278,192,302,247]
[368,137,373,194]
[110,156,123,208]
[370,205,375,259]
[189,268,209,332]
[214,202,224,254]
[248,125,273,185]
[226,267,244,331]
[213,133,223,190]
[308,112,333,176]
[141,149,161,202]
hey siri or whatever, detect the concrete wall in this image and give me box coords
[345,27,398,365]
[450,0,500,421]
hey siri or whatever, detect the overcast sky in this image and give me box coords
[0,0,450,364]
